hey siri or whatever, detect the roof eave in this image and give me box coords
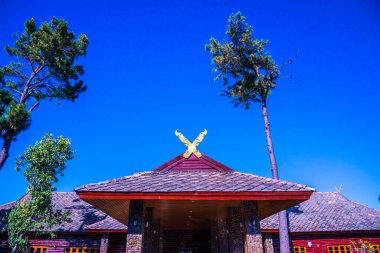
[77,190,313,201]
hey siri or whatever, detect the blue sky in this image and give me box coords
[0,0,379,209]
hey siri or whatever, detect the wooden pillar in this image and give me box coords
[143,207,158,253]
[210,221,218,253]
[228,207,244,253]
[152,220,160,253]
[264,234,274,253]
[158,223,163,253]
[242,201,264,253]
[100,234,109,253]
[217,217,229,253]
[126,200,144,253]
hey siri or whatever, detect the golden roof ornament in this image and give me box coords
[175,129,207,158]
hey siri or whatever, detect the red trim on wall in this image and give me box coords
[262,229,280,233]
[264,230,380,236]
[77,191,313,201]
[85,230,128,233]
[290,230,380,236]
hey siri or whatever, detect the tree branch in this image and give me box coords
[31,74,52,87]
[25,54,36,73]
[28,102,40,113]
[19,64,45,104]
[0,138,12,171]
[12,89,23,96]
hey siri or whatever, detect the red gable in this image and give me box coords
[153,153,234,172]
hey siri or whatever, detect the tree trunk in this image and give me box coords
[261,99,290,253]
[0,137,12,171]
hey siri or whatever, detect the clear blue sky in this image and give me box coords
[0,0,379,209]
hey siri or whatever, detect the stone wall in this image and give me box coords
[126,200,144,253]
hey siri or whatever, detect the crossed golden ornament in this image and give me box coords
[175,129,208,158]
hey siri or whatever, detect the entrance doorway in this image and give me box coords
[144,199,241,253]
[163,229,211,253]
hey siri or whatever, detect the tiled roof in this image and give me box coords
[0,192,127,233]
[1,192,379,233]
[75,171,312,193]
[261,192,380,232]
[76,154,313,193]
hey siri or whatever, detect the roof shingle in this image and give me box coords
[261,192,380,232]
[75,171,313,193]
[76,154,314,194]
[1,192,379,233]
[0,192,127,233]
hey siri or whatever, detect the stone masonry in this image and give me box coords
[264,233,274,253]
[242,201,264,253]
[228,207,244,253]
[126,200,144,253]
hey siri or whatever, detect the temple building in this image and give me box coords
[0,132,379,253]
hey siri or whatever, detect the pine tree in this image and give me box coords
[0,17,89,171]
[206,12,291,253]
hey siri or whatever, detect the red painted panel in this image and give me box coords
[271,233,380,253]
[292,237,380,253]
[29,235,101,253]
[153,154,234,172]
[0,234,102,253]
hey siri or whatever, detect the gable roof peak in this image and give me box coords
[153,153,234,172]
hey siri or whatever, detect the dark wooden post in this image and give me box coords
[100,234,109,253]
[228,207,244,253]
[242,201,264,253]
[217,217,229,253]
[143,207,159,253]
[264,234,274,253]
[126,200,144,253]
[158,225,164,253]
[153,220,161,253]
[210,221,218,253]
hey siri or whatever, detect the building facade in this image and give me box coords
[0,152,379,253]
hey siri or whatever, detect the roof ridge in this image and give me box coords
[343,196,380,213]
[0,200,17,209]
[312,192,378,211]
[315,191,342,194]
[152,170,232,174]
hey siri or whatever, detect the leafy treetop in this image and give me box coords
[0,17,88,171]
[3,17,89,103]
[4,134,74,252]
[205,12,280,109]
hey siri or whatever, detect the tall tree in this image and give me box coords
[0,17,89,171]
[3,134,74,252]
[206,12,291,253]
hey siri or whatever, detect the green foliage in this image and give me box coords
[3,134,74,252]
[3,17,89,102]
[351,240,376,253]
[206,12,292,252]
[205,12,280,109]
[0,17,88,170]
[0,102,30,139]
